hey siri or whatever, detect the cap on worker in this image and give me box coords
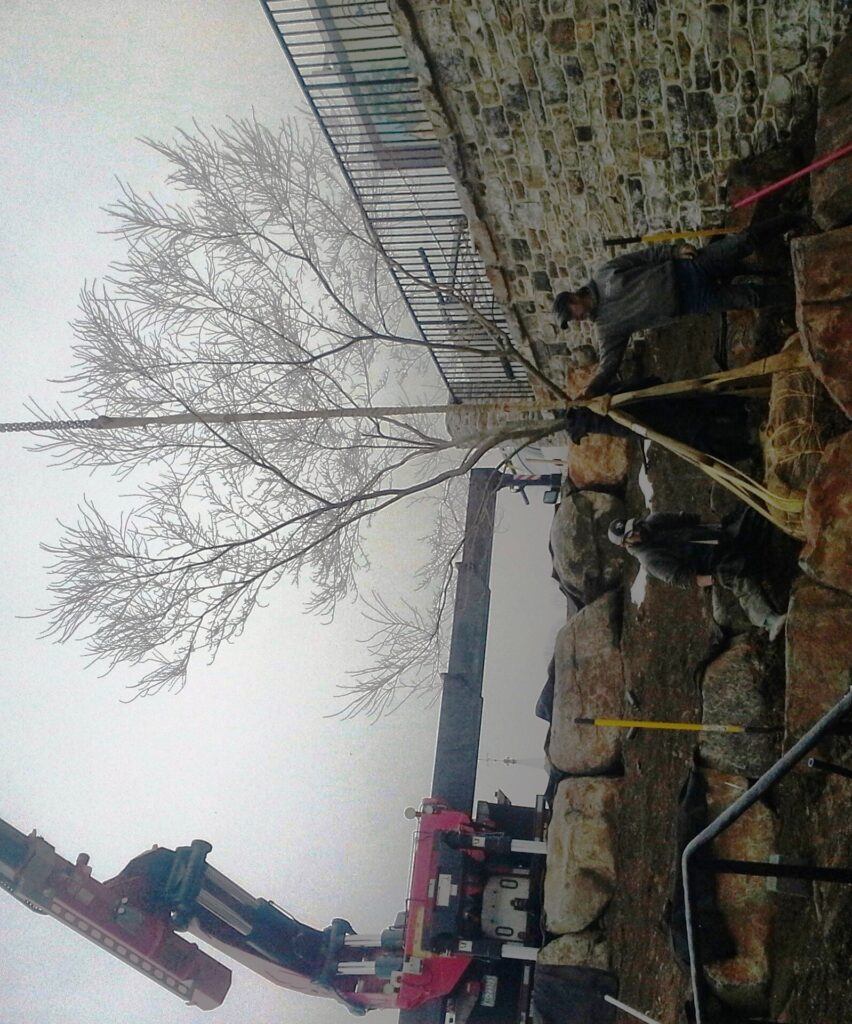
[607,517,635,546]
[552,291,575,330]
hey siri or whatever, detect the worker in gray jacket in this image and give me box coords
[607,511,787,640]
[553,212,803,398]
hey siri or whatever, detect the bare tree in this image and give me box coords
[13,115,803,714]
[24,116,566,712]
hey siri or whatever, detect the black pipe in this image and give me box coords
[808,757,852,780]
[697,857,852,885]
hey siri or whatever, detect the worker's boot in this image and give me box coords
[745,209,810,248]
[765,612,787,642]
[718,568,785,637]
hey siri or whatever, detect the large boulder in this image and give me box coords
[811,31,852,230]
[785,576,852,742]
[566,434,630,490]
[549,591,625,775]
[699,636,782,778]
[799,430,852,595]
[537,927,610,970]
[702,769,778,1013]
[792,226,852,418]
[549,491,626,605]
[543,777,620,935]
[564,364,596,399]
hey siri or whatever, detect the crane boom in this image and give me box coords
[1,794,545,1022]
[0,816,232,1009]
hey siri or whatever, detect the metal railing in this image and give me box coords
[259,0,533,403]
[683,684,852,1024]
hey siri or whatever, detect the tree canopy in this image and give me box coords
[17,115,803,714]
[28,116,562,714]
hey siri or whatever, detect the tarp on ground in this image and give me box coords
[530,964,618,1024]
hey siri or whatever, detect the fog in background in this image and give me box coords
[0,4,565,1021]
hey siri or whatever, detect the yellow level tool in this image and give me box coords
[575,717,776,735]
[642,227,739,243]
[603,226,739,246]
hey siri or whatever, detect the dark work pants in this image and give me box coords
[692,231,754,277]
[713,551,776,628]
[676,232,787,315]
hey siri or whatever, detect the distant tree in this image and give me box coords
[23,117,566,715]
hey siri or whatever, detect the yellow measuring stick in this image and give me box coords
[604,226,739,247]
[575,717,760,735]
[641,227,739,243]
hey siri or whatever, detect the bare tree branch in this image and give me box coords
[22,115,567,710]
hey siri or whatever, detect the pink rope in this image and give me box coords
[730,139,852,209]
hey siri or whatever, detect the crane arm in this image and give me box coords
[0,815,231,1009]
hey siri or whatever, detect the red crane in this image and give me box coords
[1,795,545,1022]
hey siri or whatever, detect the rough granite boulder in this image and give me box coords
[699,636,782,778]
[800,430,852,595]
[549,491,626,605]
[537,928,610,970]
[549,591,625,775]
[702,769,778,1014]
[792,226,852,418]
[785,576,852,742]
[811,31,852,230]
[543,777,620,936]
[566,435,630,490]
[564,364,596,399]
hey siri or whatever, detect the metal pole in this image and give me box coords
[808,757,852,780]
[603,994,663,1024]
[697,857,852,884]
[730,139,852,209]
[499,943,540,962]
[682,685,852,1024]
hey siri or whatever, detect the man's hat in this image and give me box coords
[552,291,574,330]
[607,517,635,546]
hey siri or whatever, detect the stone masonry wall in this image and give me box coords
[389,0,850,378]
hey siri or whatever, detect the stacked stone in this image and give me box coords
[390,0,848,376]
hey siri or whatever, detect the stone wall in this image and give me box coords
[389,0,849,375]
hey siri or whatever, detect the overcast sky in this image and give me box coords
[0,4,565,1022]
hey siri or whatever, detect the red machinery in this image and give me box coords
[0,795,545,1022]
[0,817,231,1010]
[1,471,551,1021]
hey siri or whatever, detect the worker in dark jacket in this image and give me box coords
[607,511,786,639]
[553,213,804,398]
